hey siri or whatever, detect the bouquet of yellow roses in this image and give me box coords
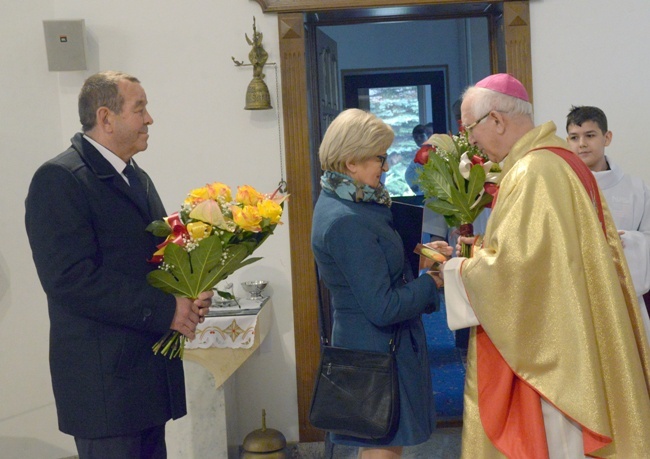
[415,129,500,257]
[146,182,287,358]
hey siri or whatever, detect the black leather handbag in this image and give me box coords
[308,301,400,439]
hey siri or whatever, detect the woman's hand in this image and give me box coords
[421,241,452,288]
[425,240,453,258]
[426,270,445,288]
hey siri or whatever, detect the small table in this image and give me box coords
[166,298,274,458]
[186,297,268,350]
[184,297,271,388]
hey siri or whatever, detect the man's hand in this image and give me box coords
[170,290,214,339]
[421,241,452,288]
[456,236,479,257]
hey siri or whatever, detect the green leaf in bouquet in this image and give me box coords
[446,154,466,193]
[446,185,472,222]
[147,236,264,298]
[146,220,172,237]
[425,198,460,217]
[147,270,188,296]
[443,214,462,228]
[425,198,462,227]
[186,235,228,297]
[146,235,225,295]
[195,245,260,295]
[471,189,494,213]
[441,161,487,224]
[461,166,490,223]
[418,156,454,201]
[147,242,204,297]
[466,164,487,202]
[421,169,452,201]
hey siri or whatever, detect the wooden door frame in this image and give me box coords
[252,0,532,441]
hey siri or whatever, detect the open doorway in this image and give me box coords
[310,11,495,197]
[257,0,533,441]
[305,6,497,430]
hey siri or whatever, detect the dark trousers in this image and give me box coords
[75,425,166,459]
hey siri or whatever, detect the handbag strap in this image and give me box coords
[315,289,401,354]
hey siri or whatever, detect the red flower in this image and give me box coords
[414,145,435,165]
[147,212,189,264]
[471,155,485,165]
[484,182,499,208]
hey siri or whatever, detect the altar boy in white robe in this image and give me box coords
[566,105,650,343]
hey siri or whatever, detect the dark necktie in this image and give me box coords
[123,164,149,212]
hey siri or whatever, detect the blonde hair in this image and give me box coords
[319,109,394,174]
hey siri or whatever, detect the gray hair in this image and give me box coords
[462,86,533,122]
[78,71,140,132]
[319,109,394,174]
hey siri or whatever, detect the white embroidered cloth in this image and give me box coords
[185,297,268,349]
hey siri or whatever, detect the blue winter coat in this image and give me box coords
[311,189,438,446]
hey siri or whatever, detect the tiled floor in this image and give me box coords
[290,427,462,458]
[62,427,462,459]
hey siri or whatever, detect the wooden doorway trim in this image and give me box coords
[257,0,532,441]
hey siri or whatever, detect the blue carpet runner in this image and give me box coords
[422,293,466,421]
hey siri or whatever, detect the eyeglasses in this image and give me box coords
[463,111,491,134]
[376,155,388,168]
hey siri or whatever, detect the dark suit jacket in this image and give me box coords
[25,133,186,438]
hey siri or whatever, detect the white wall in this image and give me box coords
[530,0,650,180]
[2,0,650,458]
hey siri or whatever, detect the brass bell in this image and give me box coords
[245,77,272,110]
[241,409,287,458]
[243,17,272,110]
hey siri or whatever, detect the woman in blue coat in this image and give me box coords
[311,109,450,458]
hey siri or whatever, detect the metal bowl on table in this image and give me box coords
[241,280,268,300]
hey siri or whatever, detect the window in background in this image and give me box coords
[369,85,420,197]
[343,68,448,197]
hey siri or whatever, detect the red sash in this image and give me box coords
[476,146,610,458]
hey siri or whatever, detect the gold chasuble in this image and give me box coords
[459,122,650,458]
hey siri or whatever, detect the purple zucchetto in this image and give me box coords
[475,73,529,102]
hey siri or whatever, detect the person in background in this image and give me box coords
[311,108,450,459]
[566,105,650,341]
[424,122,434,138]
[443,73,650,457]
[412,123,428,148]
[405,124,428,194]
[25,71,213,459]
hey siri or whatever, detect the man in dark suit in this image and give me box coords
[25,71,212,458]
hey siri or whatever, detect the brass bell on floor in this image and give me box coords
[241,409,288,458]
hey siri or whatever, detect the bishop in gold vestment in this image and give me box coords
[444,74,650,458]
